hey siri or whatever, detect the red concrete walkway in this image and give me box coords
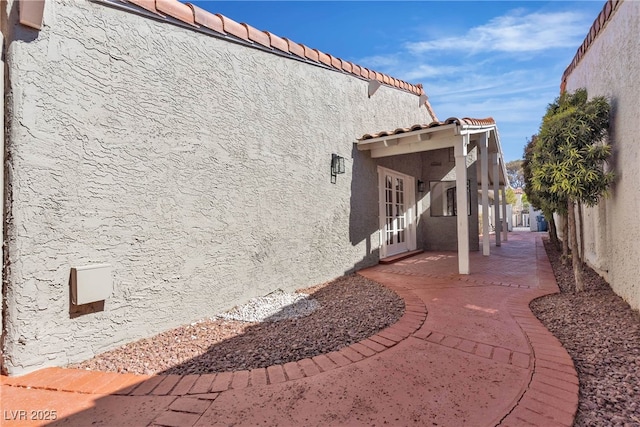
[1,232,578,426]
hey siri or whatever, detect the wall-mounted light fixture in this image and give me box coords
[331,153,345,184]
[417,180,426,193]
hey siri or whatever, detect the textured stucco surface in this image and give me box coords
[0,30,4,375]
[1,0,434,374]
[564,0,640,311]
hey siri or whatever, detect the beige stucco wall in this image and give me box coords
[563,0,640,311]
[2,0,431,374]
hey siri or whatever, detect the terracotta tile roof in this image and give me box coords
[117,0,434,108]
[358,117,496,140]
[561,0,623,92]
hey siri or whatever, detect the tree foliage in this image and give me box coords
[524,88,613,292]
[505,160,525,189]
[523,134,565,250]
[505,187,517,205]
[534,89,613,207]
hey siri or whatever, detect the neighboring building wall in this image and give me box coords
[563,0,640,311]
[2,0,431,374]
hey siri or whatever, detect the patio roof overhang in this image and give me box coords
[356,117,508,187]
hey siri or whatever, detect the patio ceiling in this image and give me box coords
[356,117,509,187]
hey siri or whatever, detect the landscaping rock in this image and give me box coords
[69,274,404,375]
[531,239,640,426]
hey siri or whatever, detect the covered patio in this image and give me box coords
[357,117,510,274]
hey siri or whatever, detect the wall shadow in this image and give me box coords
[607,97,620,198]
[45,142,482,424]
[47,272,406,425]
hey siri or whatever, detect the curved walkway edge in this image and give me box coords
[497,237,579,427]
[0,232,578,427]
[0,292,427,396]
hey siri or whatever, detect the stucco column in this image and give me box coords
[501,186,508,242]
[455,136,470,274]
[480,132,490,256]
[492,154,501,247]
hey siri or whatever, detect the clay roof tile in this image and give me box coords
[265,31,289,53]
[329,54,341,69]
[604,0,612,19]
[187,3,224,33]
[284,38,305,58]
[317,50,332,66]
[126,0,159,14]
[156,0,196,26]
[302,44,319,62]
[217,14,249,40]
[358,117,496,141]
[243,23,271,48]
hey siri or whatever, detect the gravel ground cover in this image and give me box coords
[70,274,404,375]
[530,238,640,426]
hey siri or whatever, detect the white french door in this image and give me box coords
[378,167,417,258]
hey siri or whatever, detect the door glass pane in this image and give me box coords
[382,172,410,251]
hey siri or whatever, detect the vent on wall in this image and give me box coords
[71,264,113,305]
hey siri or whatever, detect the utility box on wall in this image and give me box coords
[70,264,112,305]
[19,0,46,30]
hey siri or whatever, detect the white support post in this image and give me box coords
[492,154,501,247]
[501,186,508,242]
[455,136,470,274]
[480,132,490,256]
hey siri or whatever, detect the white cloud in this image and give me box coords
[406,10,589,54]
[357,55,400,69]
[358,55,465,80]
[424,70,559,100]
[423,70,562,160]
[401,64,465,80]
[435,95,551,123]
[351,6,593,161]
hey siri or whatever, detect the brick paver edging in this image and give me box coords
[1,280,427,398]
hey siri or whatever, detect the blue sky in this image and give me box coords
[192,1,605,161]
